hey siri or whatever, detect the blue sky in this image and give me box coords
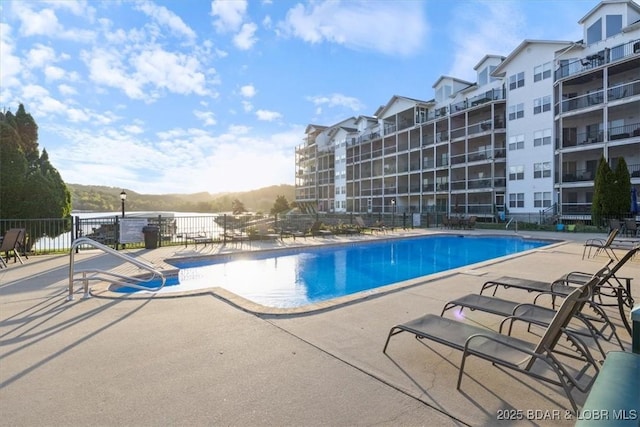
[0,0,603,195]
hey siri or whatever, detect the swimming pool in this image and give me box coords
[114,235,552,308]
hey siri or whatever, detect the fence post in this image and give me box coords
[223,214,227,244]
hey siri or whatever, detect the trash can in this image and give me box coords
[142,225,159,249]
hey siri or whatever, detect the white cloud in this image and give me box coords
[49,123,302,194]
[194,110,217,126]
[82,48,146,99]
[44,65,65,81]
[0,23,22,89]
[233,22,258,50]
[82,45,211,100]
[135,0,197,41]
[58,84,77,96]
[308,93,364,111]
[256,109,282,121]
[211,0,247,33]
[12,2,95,42]
[279,1,427,56]
[448,1,525,81]
[132,47,209,96]
[26,44,57,68]
[240,84,256,98]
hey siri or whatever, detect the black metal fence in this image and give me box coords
[2,211,632,256]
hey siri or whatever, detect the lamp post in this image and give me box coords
[391,198,396,229]
[120,190,127,218]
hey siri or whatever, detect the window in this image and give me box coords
[533,162,551,179]
[533,96,551,114]
[509,165,524,181]
[534,192,552,208]
[508,103,524,121]
[479,68,488,86]
[508,72,525,90]
[606,15,622,38]
[508,134,525,151]
[534,62,552,82]
[533,129,552,146]
[587,18,602,44]
[509,193,524,208]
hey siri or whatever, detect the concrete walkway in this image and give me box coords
[1,229,637,426]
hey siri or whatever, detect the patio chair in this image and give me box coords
[309,220,332,237]
[383,282,599,413]
[0,228,27,268]
[354,216,384,233]
[582,228,619,260]
[466,216,477,229]
[624,219,638,237]
[609,218,621,233]
[479,246,638,334]
[441,262,626,358]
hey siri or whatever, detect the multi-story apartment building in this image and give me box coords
[294,0,640,222]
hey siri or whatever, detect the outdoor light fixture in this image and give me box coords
[120,190,127,218]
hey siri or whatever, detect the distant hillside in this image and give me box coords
[68,183,295,213]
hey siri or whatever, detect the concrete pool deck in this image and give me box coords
[1,228,638,426]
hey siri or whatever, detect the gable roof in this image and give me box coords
[492,39,575,77]
[578,0,640,24]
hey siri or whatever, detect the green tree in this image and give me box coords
[592,156,613,226]
[612,157,631,217]
[0,105,72,238]
[231,198,246,215]
[270,195,290,215]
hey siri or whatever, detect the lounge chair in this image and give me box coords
[383,282,599,412]
[354,216,374,233]
[466,216,477,229]
[255,223,281,241]
[0,228,27,268]
[582,228,619,260]
[478,246,638,334]
[441,262,626,357]
[309,220,332,237]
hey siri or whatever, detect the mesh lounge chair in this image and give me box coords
[479,247,638,334]
[441,262,626,358]
[383,282,599,412]
[354,216,379,233]
[0,228,27,268]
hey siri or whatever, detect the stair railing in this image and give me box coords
[68,237,165,301]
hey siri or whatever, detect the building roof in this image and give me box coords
[431,75,474,89]
[492,39,575,77]
[578,0,640,24]
[376,95,432,118]
[473,54,506,71]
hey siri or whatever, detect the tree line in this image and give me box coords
[68,183,295,214]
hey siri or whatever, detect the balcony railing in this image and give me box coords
[450,89,506,113]
[555,38,640,81]
[609,122,640,140]
[555,90,604,115]
[562,167,595,183]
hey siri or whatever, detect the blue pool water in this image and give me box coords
[116,235,551,308]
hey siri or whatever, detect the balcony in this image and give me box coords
[556,90,604,115]
[562,167,595,183]
[609,122,640,141]
[555,39,640,81]
[450,89,506,113]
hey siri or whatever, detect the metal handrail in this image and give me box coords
[67,237,166,301]
[506,217,518,233]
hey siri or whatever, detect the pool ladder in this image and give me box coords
[506,217,518,233]
[67,237,166,301]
